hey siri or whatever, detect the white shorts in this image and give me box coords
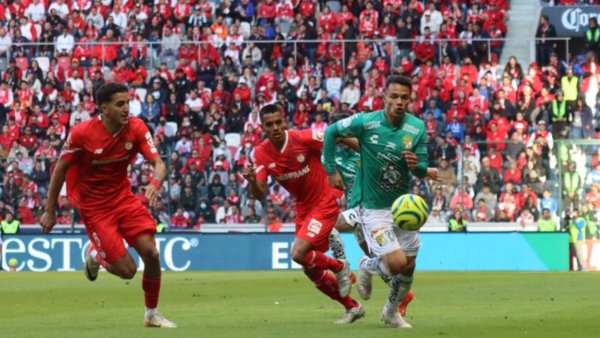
[341,207,365,244]
[360,208,421,257]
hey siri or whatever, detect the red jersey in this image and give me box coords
[254,130,337,212]
[60,116,158,209]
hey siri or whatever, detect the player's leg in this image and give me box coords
[302,267,365,324]
[381,229,421,328]
[356,209,414,328]
[121,200,176,328]
[292,208,352,297]
[329,228,346,261]
[82,211,138,280]
[291,237,351,297]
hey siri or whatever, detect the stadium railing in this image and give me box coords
[0,37,572,75]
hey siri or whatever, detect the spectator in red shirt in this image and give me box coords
[170,208,190,228]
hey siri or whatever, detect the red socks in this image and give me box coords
[309,269,357,309]
[302,250,344,272]
[142,274,161,309]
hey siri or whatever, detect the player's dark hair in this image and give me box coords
[385,74,412,91]
[95,82,129,106]
[259,104,283,120]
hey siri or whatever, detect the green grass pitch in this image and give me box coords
[1,271,598,338]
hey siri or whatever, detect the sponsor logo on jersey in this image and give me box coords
[91,155,129,165]
[370,226,393,247]
[379,162,403,191]
[402,124,420,135]
[268,163,277,169]
[125,142,133,150]
[376,151,401,163]
[402,135,413,149]
[297,154,305,163]
[364,121,381,130]
[385,142,397,151]
[145,132,158,153]
[339,115,357,129]
[307,219,323,238]
[93,148,103,154]
[275,165,310,181]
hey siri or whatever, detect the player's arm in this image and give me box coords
[337,137,360,152]
[243,150,268,200]
[243,166,268,200]
[41,130,82,233]
[145,156,166,207]
[402,127,428,178]
[137,122,165,207]
[41,158,75,233]
[323,114,363,183]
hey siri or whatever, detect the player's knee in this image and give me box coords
[401,258,416,276]
[118,264,137,280]
[291,249,306,265]
[140,247,160,264]
[386,255,408,275]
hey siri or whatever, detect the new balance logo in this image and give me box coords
[94,148,103,154]
[269,163,276,168]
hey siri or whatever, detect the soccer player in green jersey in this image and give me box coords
[323,75,432,328]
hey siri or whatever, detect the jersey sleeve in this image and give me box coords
[413,124,428,178]
[323,113,364,175]
[297,129,325,150]
[60,127,84,163]
[135,120,159,161]
[252,147,268,182]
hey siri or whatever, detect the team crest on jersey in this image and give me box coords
[402,135,413,150]
[125,142,133,150]
[297,154,305,163]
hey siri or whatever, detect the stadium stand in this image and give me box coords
[0,0,597,234]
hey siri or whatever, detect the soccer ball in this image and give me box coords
[391,194,430,231]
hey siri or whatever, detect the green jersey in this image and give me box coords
[324,110,428,209]
[334,145,361,208]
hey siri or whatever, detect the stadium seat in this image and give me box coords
[225,133,241,148]
[239,22,251,38]
[278,21,292,36]
[35,56,50,73]
[326,0,341,12]
[165,122,178,137]
[135,87,147,102]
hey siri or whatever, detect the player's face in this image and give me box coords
[384,83,411,124]
[102,92,130,126]
[261,112,286,144]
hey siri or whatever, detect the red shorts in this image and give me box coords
[81,194,156,263]
[295,196,339,252]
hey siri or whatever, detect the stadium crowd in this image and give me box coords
[0,0,597,234]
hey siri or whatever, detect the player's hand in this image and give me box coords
[327,172,344,190]
[243,166,257,184]
[145,184,159,207]
[402,151,418,170]
[426,167,442,183]
[40,211,57,234]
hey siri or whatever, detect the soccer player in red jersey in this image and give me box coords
[243,104,364,324]
[40,83,176,328]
